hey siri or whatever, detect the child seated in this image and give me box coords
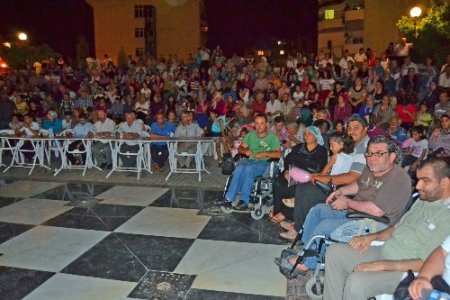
[402,125,428,173]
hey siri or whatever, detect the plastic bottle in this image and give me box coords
[422,289,450,300]
[48,128,54,138]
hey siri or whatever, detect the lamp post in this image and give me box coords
[409,7,422,39]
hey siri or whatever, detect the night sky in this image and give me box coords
[0,0,317,59]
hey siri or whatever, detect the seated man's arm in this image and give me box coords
[349,226,395,254]
[346,199,385,217]
[354,258,423,273]
[254,148,281,160]
[327,170,362,185]
[238,142,252,157]
[409,245,447,300]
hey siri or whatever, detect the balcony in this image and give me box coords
[318,18,344,32]
[344,8,364,21]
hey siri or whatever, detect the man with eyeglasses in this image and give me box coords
[281,114,370,241]
[277,135,411,276]
[323,158,450,299]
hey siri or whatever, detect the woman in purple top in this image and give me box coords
[333,93,352,122]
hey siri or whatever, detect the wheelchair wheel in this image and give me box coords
[250,208,264,220]
[305,275,324,299]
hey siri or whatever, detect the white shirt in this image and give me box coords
[439,72,450,88]
[441,235,450,285]
[94,118,116,144]
[21,122,40,137]
[354,53,367,63]
[265,100,282,117]
[330,153,353,175]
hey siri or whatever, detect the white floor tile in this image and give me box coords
[115,207,210,239]
[0,226,109,272]
[175,239,287,297]
[96,186,169,206]
[0,180,62,198]
[0,198,72,225]
[23,273,137,300]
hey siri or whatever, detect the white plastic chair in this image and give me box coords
[107,139,145,180]
[0,130,16,167]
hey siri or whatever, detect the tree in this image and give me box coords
[1,43,59,69]
[396,1,450,65]
[75,35,90,70]
[117,46,127,68]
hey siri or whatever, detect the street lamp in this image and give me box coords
[17,32,28,41]
[409,7,422,39]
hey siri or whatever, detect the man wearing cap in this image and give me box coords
[91,108,116,169]
[430,113,450,163]
[281,114,370,240]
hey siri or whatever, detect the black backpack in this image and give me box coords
[221,153,235,175]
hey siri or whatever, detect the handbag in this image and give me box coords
[393,270,415,300]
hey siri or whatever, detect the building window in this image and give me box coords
[135,28,145,38]
[134,5,144,18]
[324,9,335,20]
[135,48,145,57]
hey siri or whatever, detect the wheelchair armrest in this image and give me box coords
[346,212,390,224]
[315,180,336,196]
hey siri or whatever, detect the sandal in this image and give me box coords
[268,208,274,219]
[274,255,308,279]
[270,212,286,223]
[282,197,295,208]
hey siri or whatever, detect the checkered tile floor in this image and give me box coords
[0,180,287,299]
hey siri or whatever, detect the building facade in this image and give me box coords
[318,0,420,57]
[86,0,205,62]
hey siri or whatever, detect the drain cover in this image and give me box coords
[156,282,172,291]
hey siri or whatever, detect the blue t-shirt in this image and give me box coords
[151,121,176,146]
[42,119,63,134]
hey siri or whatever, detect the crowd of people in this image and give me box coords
[1,41,450,299]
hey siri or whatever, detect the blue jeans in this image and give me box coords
[300,203,349,269]
[225,159,269,204]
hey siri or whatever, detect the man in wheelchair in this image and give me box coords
[277,136,412,275]
[323,158,450,299]
[215,113,281,211]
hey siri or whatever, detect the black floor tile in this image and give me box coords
[150,188,223,209]
[0,222,34,245]
[0,197,24,208]
[42,204,143,231]
[0,266,55,300]
[61,233,194,282]
[31,183,114,201]
[197,213,286,245]
[185,289,285,300]
[129,270,195,299]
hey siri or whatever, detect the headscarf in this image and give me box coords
[305,125,324,146]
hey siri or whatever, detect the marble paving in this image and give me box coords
[0,180,292,299]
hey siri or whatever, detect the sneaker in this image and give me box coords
[214,198,231,207]
[234,200,250,211]
[280,229,297,241]
[280,221,295,231]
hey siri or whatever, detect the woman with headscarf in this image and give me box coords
[269,126,328,223]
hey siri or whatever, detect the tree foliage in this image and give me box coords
[75,35,90,70]
[117,46,127,68]
[1,43,59,69]
[396,1,450,65]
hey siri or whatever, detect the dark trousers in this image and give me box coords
[20,141,35,160]
[272,175,295,219]
[67,140,86,164]
[151,144,169,167]
[119,144,139,168]
[293,183,327,232]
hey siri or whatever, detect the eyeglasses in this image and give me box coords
[364,151,388,158]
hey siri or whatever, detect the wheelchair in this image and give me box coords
[275,192,420,299]
[220,159,280,220]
